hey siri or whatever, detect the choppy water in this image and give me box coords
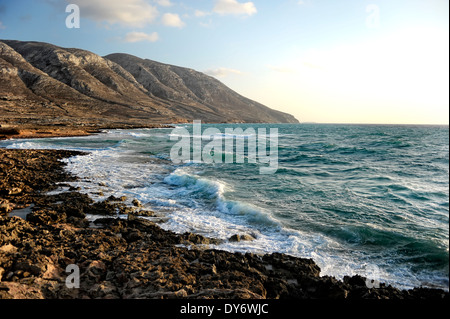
[2,123,448,290]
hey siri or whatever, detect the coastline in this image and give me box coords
[0,123,176,141]
[0,147,448,299]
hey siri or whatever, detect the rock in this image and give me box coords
[14,261,45,277]
[119,206,137,215]
[131,210,155,217]
[123,230,143,243]
[26,209,66,225]
[107,195,127,202]
[0,244,18,253]
[132,199,143,208]
[182,232,222,245]
[344,275,368,288]
[127,213,137,221]
[88,260,107,273]
[0,199,12,215]
[8,187,22,195]
[0,128,20,135]
[229,234,255,242]
[87,200,118,216]
[0,282,9,290]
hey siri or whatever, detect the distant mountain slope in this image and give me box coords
[0,40,298,126]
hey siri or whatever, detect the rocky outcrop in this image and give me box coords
[0,40,298,128]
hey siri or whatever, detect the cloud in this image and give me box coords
[155,0,173,7]
[0,21,5,30]
[161,13,185,28]
[71,0,158,27]
[213,0,257,16]
[194,10,211,17]
[123,31,159,43]
[204,67,242,78]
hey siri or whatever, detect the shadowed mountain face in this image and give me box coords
[0,40,298,127]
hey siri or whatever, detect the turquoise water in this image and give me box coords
[2,124,448,290]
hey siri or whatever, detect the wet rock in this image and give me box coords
[131,210,155,217]
[182,232,222,246]
[132,199,143,208]
[107,195,127,202]
[119,206,137,215]
[229,234,255,242]
[344,275,367,288]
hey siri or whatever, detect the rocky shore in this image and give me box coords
[0,148,448,299]
[0,123,173,141]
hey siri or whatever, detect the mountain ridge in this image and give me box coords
[0,39,298,129]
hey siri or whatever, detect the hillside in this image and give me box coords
[0,40,298,130]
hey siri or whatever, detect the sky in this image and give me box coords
[0,0,448,124]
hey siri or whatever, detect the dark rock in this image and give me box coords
[0,128,19,135]
[131,210,155,217]
[131,199,143,208]
[26,209,66,225]
[344,275,368,288]
[229,234,255,242]
[87,200,118,216]
[0,200,12,216]
[107,195,126,202]
[8,188,22,195]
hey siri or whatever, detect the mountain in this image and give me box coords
[0,40,298,128]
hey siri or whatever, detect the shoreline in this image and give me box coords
[0,148,448,299]
[0,123,176,141]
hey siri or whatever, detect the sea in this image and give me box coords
[1,123,448,291]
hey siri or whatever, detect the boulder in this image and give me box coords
[0,199,12,216]
[229,234,255,242]
[132,199,143,208]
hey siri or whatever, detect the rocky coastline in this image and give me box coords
[0,123,174,141]
[0,148,448,299]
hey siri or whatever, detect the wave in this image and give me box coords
[163,168,279,228]
[164,168,225,199]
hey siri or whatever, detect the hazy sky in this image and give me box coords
[0,0,448,124]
